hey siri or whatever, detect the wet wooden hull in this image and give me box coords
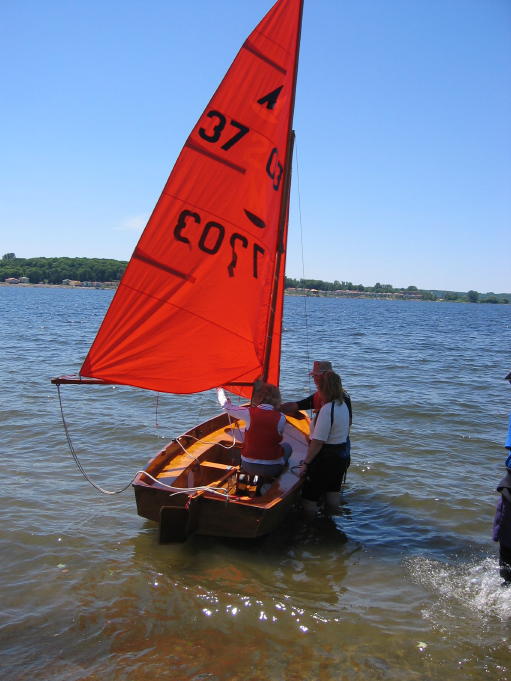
[133,411,309,541]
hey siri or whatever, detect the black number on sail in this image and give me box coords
[253,244,265,279]
[199,110,226,143]
[266,147,283,190]
[174,209,200,245]
[228,233,248,277]
[198,110,250,150]
[198,221,225,254]
[221,120,250,150]
[172,209,264,279]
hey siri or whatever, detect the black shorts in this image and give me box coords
[301,444,349,502]
[500,543,511,582]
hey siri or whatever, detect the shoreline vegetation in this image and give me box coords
[1,254,509,304]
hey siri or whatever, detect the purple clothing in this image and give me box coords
[493,471,511,548]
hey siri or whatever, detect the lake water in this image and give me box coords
[1,286,510,680]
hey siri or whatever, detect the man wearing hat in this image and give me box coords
[281,360,352,427]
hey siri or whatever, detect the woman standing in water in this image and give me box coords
[298,370,350,518]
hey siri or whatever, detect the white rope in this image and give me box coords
[135,470,237,500]
[174,427,239,455]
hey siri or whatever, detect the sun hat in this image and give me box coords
[310,360,332,376]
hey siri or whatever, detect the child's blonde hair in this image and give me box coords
[252,381,282,408]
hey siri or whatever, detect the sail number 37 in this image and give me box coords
[199,110,249,151]
[198,109,283,191]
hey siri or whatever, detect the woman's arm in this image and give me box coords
[281,394,314,415]
[298,438,325,475]
[280,401,300,415]
[305,438,324,464]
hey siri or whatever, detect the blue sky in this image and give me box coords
[1,0,510,292]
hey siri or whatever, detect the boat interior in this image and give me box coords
[171,441,241,493]
[137,412,309,503]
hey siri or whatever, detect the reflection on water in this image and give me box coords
[1,288,511,680]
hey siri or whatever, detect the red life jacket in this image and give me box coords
[242,407,283,461]
[312,391,325,413]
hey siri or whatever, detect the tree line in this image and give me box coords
[284,276,509,304]
[0,254,127,285]
[1,254,507,303]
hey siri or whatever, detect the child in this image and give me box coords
[217,382,292,478]
[492,465,511,586]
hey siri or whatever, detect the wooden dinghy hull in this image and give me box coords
[133,411,309,541]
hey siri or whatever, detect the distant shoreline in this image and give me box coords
[2,257,508,301]
[1,282,508,304]
[285,290,459,302]
[0,282,116,290]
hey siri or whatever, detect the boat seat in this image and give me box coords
[200,461,236,470]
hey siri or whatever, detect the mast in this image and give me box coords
[262,0,304,383]
[261,129,295,382]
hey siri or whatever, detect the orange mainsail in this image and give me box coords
[80,0,303,397]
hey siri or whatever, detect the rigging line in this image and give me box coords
[56,384,139,495]
[196,390,210,427]
[155,392,160,428]
[294,138,311,383]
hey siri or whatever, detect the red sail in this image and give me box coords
[80,0,303,397]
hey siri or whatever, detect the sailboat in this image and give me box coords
[52,0,309,541]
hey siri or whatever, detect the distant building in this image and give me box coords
[19,277,30,284]
[5,277,19,284]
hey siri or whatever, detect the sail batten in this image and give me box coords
[79,0,304,398]
[185,139,247,174]
[243,41,288,74]
[132,249,196,282]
